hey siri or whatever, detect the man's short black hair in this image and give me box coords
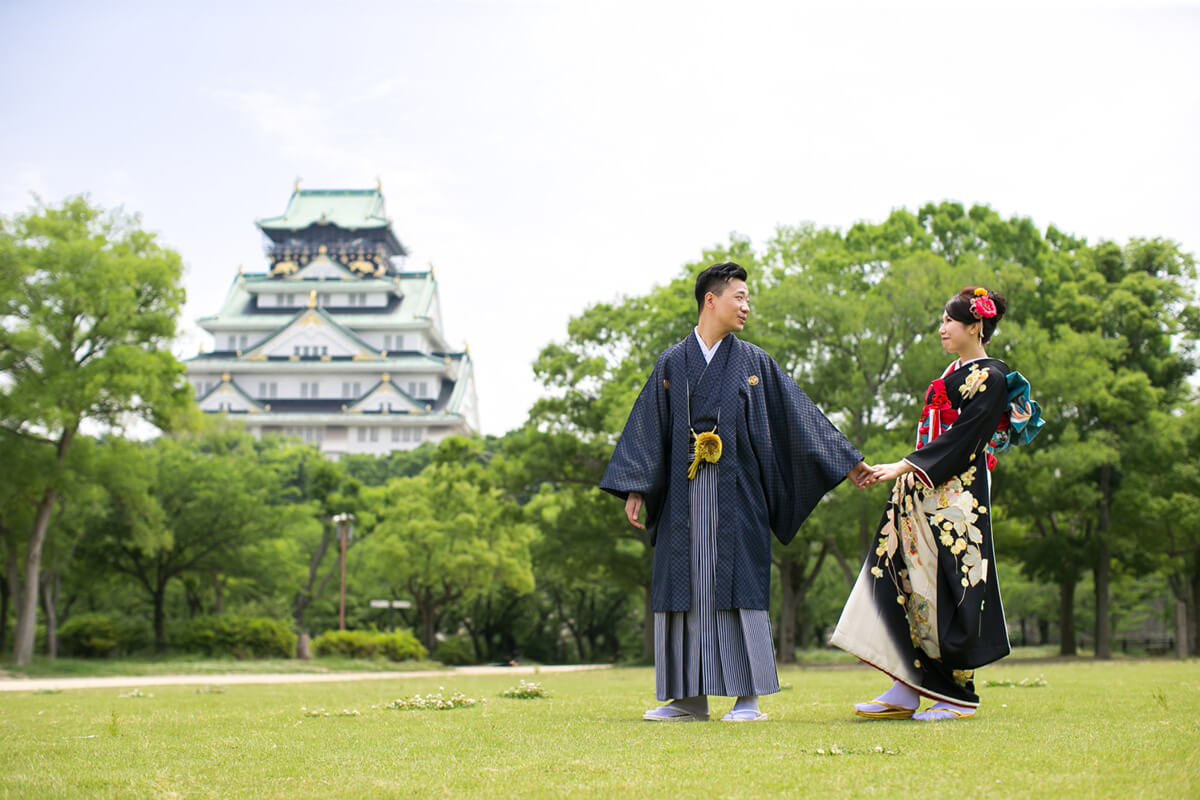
[694,261,748,316]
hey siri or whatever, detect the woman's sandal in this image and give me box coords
[853,700,916,720]
[913,704,974,721]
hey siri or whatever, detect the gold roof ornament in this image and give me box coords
[293,177,301,192]
[307,289,317,308]
[375,176,382,192]
[381,372,390,382]
[221,372,230,382]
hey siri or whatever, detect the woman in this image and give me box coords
[830,286,1042,721]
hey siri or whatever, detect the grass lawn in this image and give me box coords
[1,660,1196,799]
[0,655,448,680]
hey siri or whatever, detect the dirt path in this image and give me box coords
[0,663,611,693]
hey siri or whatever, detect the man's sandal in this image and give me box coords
[721,709,768,722]
[642,706,709,722]
[853,700,916,720]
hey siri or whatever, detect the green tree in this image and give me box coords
[358,437,537,650]
[0,197,189,664]
[91,423,299,649]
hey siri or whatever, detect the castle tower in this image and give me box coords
[185,186,479,457]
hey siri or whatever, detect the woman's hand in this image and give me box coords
[870,460,914,482]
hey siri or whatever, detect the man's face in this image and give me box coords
[708,278,750,333]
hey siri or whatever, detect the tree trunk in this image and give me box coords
[1190,564,1199,656]
[1176,600,1188,660]
[1093,538,1111,659]
[293,524,334,635]
[777,557,797,664]
[153,582,168,653]
[1093,465,1112,660]
[2,518,18,654]
[0,573,7,655]
[42,576,59,659]
[418,595,437,652]
[12,488,57,665]
[212,571,224,615]
[1058,576,1077,656]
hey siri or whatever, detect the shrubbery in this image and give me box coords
[432,634,476,666]
[312,629,427,661]
[176,615,296,659]
[58,613,151,657]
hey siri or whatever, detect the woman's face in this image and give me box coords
[939,311,980,355]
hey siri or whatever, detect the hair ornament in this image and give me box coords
[973,287,988,297]
[971,293,998,320]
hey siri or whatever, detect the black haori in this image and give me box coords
[600,333,863,613]
[831,358,1015,707]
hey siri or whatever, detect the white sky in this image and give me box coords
[3,1,1197,434]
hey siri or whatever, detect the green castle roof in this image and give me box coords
[257,188,390,232]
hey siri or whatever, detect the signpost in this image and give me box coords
[370,599,412,631]
[331,513,355,630]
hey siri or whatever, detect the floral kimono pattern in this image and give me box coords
[830,358,1042,707]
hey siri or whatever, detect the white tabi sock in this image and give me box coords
[732,695,759,712]
[855,680,919,712]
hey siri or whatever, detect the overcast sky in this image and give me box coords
[3,1,1197,434]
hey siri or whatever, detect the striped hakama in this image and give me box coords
[654,460,780,701]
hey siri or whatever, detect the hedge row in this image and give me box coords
[311,629,427,661]
[175,616,297,659]
[57,613,151,657]
[55,613,431,662]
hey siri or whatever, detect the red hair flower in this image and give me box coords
[971,296,997,319]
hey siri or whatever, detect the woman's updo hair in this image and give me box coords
[945,286,1007,345]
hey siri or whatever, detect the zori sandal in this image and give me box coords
[853,700,916,719]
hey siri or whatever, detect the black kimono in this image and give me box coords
[831,357,1017,707]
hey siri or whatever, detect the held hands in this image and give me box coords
[624,492,646,530]
[847,459,913,488]
[847,461,875,489]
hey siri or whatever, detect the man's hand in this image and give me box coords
[624,492,646,530]
[847,461,875,489]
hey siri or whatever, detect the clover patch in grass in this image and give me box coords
[500,680,549,699]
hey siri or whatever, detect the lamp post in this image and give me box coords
[331,512,355,630]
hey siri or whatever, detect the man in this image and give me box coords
[600,262,872,722]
